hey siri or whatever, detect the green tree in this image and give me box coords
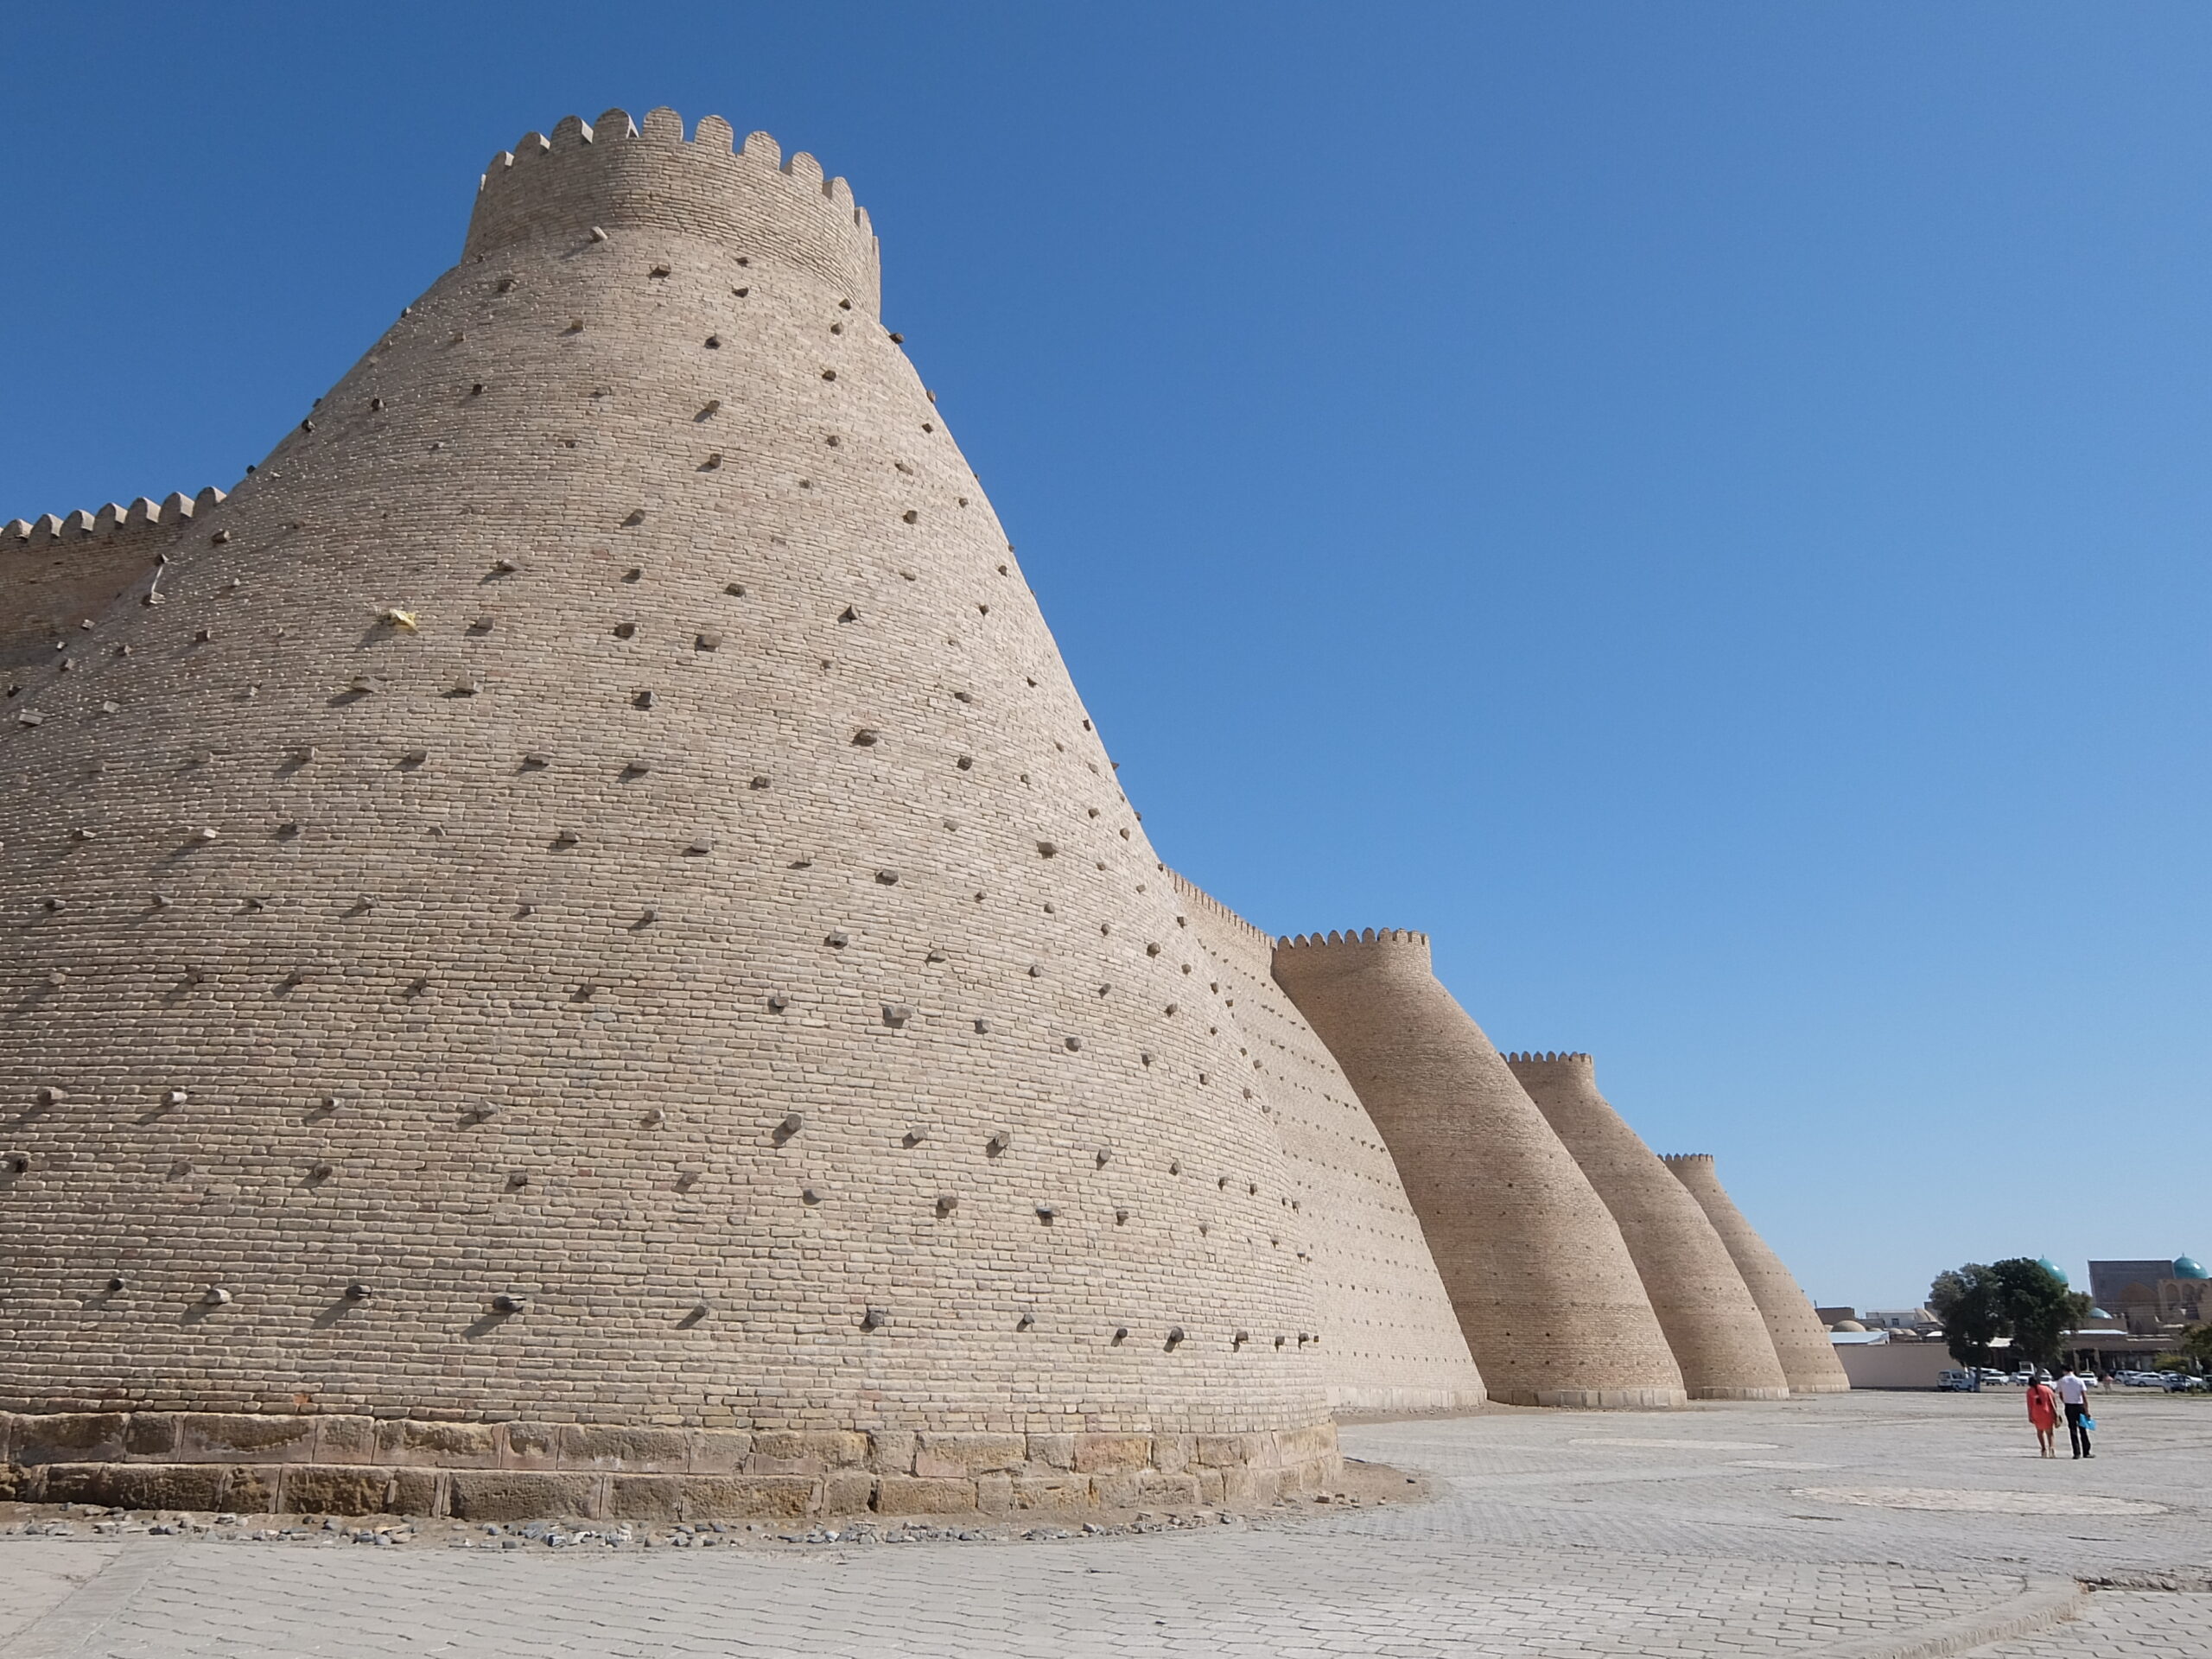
[1929,1265,2001,1369]
[2182,1323,2212,1372]
[1984,1257,2086,1370]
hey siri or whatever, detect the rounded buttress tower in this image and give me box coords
[1506,1055,1789,1401]
[1272,931,1683,1408]
[0,109,1340,1520]
[1661,1154,1847,1395]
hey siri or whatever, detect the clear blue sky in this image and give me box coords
[5,4,2206,1309]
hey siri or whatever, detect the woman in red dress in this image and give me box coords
[2025,1373,2060,1458]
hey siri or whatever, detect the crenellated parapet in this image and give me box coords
[1275,927,1429,953]
[4,488,225,557]
[1503,1051,1592,1067]
[466,108,881,315]
[1658,1152,1715,1166]
[1166,871,1274,965]
[3,490,228,671]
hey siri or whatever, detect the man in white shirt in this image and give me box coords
[2056,1366,2094,1459]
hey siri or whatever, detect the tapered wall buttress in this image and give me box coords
[1273,932,1685,1408]
[1173,883,1486,1413]
[1662,1154,1848,1395]
[1507,1056,1789,1402]
[0,108,1344,1517]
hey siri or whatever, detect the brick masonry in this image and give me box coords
[0,105,1845,1516]
[1661,1154,1848,1394]
[1507,1054,1790,1401]
[1272,931,1687,1408]
[0,107,1341,1505]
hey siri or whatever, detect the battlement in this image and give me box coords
[1169,870,1274,956]
[1274,927,1431,952]
[4,491,224,570]
[465,108,881,315]
[1658,1153,1715,1166]
[1503,1051,1594,1068]
[4,489,224,556]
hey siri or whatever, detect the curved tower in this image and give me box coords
[1273,931,1684,1408]
[1172,881,1485,1413]
[1661,1154,1847,1395]
[0,109,1342,1519]
[1506,1054,1789,1400]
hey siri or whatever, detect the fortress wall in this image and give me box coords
[1168,874,1486,1413]
[0,109,1341,1515]
[1505,1056,1789,1401]
[1273,932,1684,1408]
[3,494,221,674]
[466,110,880,316]
[1662,1154,1848,1395]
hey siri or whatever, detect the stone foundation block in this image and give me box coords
[382,1421,499,1469]
[283,1465,399,1516]
[1007,1475,1092,1510]
[15,1414,127,1465]
[560,1425,689,1471]
[178,1414,318,1463]
[1092,1471,1142,1508]
[744,1430,868,1475]
[122,1414,181,1458]
[975,1471,1014,1515]
[871,1475,976,1515]
[222,1465,279,1513]
[689,1429,753,1475]
[1023,1433,1076,1470]
[448,1471,599,1521]
[1136,1472,1202,1507]
[314,1417,378,1465]
[1071,1433,1149,1473]
[391,1470,442,1516]
[866,1429,916,1475]
[500,1423,560,1468]
[38,1460,229,1511]
[821,1469,875,1514]
[1223,1467,1281,1508]
[677,1476,813,1520]
[1194,1468,1226,1506]
[606,1475,682,1521]
[912,1433,1025,1478]
[1150,1433,1194,1474]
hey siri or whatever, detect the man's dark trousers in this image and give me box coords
[2066,1402,2094,1459]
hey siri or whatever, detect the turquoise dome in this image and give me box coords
[2037,1256,2069,1286]
[2174,1256,2208,1281]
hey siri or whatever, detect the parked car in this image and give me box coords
[2160,1373,2207,1392]
[1937,1369,1977,1392]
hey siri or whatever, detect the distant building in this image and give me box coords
[2088,1257,2209,1336]
[1862,1307,1936,1331]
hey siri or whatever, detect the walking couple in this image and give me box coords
[2024,1367,2094,1459]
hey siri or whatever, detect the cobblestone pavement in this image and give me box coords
[1968,1590,2212,1657]
[1,1389,2204,1656]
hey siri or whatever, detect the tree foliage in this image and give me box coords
[1929,1258,2086,1370]
[2183,1323,2212,1370]
[1929,1265,2001,1369]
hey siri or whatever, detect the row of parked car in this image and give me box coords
[2113,1369,2209,1391]
[1937,1366,2206,1391]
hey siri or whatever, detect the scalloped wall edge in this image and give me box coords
[475,107,874,241]
[1166,870,1273,953]
[1501,1051,1594,1065]
[6,489,226,552]
[1273,927,1430,950]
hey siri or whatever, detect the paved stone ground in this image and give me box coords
[1,1389,2204,1656]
